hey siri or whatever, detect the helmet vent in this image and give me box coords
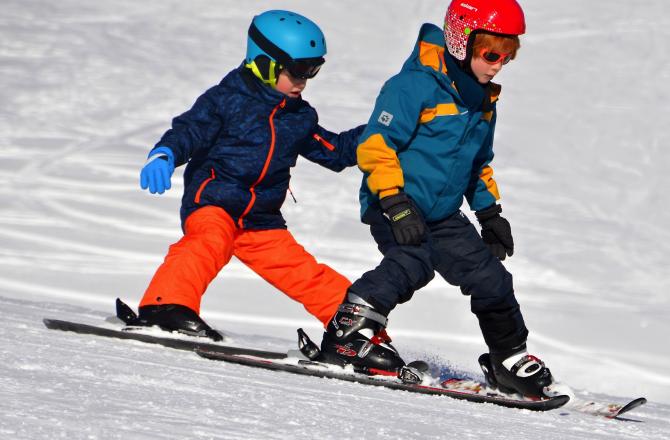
[296,20,302,24]
[310,40,315,47]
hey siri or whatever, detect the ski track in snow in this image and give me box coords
[2,0,670,438]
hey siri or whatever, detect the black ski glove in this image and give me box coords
[475,204,514,260]
[380,191,427,246]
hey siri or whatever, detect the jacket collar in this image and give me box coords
[235,65,303,111]
[443,51,490,112]
[405,23,500,113]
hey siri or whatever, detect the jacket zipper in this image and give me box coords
[237,99,286,228]
[194,168,216,204]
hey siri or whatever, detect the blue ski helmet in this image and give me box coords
[246,10,326,83]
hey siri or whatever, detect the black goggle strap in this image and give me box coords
[249,22,292,67]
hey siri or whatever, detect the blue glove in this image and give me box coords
[140,146,175,194]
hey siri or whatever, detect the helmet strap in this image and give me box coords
[245,56,282,87]
[463,30,479,68]
[460,30,486,83]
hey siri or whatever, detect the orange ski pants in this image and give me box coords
[139,206,350,326]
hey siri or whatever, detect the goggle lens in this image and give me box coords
[481,50,512,65]
[285,57,325,79]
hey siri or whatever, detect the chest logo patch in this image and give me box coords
[378,111,394,126]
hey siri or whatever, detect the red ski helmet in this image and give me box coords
[444,0,526,61]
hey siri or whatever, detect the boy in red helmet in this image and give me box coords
[319,0,557,398]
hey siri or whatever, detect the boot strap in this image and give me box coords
[337,303,388,327]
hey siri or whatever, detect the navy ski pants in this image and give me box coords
[349,207,529,354]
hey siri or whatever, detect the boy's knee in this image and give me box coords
[457,256,512,295]
[386,246,434,288]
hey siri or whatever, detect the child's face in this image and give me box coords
[275,70,307,98]
[470,52,506,84]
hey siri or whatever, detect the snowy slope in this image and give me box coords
[1,0,669,438]
[4,296,670,440]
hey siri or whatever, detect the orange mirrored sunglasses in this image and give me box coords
[479,48,513,65]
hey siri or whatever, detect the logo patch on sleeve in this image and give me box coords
[378,111,394,126]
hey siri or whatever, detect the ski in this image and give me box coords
[194,348,570,411]
[43,315,567,411]
[42,318,286,360]
[43,311,645,418]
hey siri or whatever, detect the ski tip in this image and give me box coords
[553,394,572,407]
[610,397,647,418]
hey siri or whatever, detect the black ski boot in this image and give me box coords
[479,351,554,398]
[133,303,223,342]
[320,301,405,373]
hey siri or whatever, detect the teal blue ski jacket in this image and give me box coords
[357,23,502,222]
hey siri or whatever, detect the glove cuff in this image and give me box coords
[475,204,502,223]
[379,191,409,211]
[148,146,175,163]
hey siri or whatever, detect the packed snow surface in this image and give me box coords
[1,0,669,438]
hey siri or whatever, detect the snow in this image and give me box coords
[1,0,669,438]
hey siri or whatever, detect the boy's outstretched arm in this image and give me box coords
[140,86,224,194]
[299,124,366,172]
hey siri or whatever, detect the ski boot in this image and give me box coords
[319,299,405,373]
[479,351,554,398]
[116,299,224,342]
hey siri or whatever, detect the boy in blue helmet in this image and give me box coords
[134,10,365,340]
[318,0,557,399]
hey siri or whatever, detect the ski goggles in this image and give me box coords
[283,57,325,80]
[479,48,513,65]
[248,22,325,80]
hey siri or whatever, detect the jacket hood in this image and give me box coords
[402,23,500,112]
[400,23,450,77]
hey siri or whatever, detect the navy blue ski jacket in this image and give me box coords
[154,66,365,230]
